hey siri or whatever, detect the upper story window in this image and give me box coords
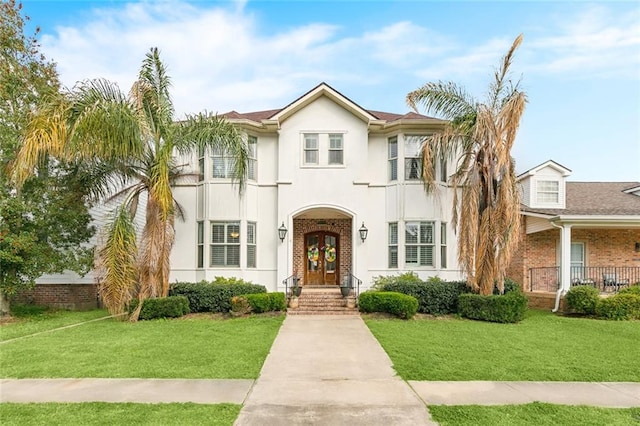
[328,134,344,165]
[212,147,235,178]
[248,135,257,180]
[197,146,205,182]
[388,136,398,181]
[303,134,319,165]
[405,135,428,181]
[536,180,559,203]
[439,158,448,183]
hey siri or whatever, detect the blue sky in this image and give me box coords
[21,0,640,181]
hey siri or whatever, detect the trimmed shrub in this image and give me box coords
[565,285,600,315]
[493,278,522,295]
[129,296,190,320]
[596,293,640,321]
[169,279,266,313]
[458,291,528,323]
[619,285,640,296]
[372,271,423,290]
[358,291,418,319]
[244,292,287,313]
[378,277,469,315]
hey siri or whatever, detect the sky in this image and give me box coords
[19,0,640,182]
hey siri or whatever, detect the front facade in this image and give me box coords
[507,160,640,305]
[170,83,463,292]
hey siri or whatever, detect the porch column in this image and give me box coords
[559,224,572,293]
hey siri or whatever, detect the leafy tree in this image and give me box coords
[406,35,526,295]
[12,48,248,320]
[0,0,95,315]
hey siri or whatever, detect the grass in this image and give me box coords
[428,403,640,426]
[1,307,111,342]
[0,314,284,379]
[0,402,241,425]
[365,309,640,381]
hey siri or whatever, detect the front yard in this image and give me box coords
[0,312,284,379]
[365,309,640,381]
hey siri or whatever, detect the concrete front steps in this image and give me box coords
[287,286,359,315]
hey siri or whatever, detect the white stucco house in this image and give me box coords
[169,83,463,292]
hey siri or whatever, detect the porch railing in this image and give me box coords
[529,266,640,292]
[282,274,300,298]
[343,271,362,304]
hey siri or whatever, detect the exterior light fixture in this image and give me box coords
[358,222,368,242]
[278,222,288,242]
[229,231,240,239]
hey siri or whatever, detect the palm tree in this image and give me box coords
[406,35,526,295]
[13,48,248,319]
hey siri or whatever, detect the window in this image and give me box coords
[198,146,205,182]
[389,223,398,268]
[440,158,448,182]
[197,221,204,268]
[247,222,256,268]
[405,135,427,180]
[328,134,343,165]
[212,147,234,178]
[303,134,319,165]
[537,180,559,203]
[248,136,257,180]
[210,222,240,267]
[570,242,585,280]
[405,221,434,266]
[440,222,447,269]
[388,136,398,181]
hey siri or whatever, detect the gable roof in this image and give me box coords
[220,82,441,127]
[517,160,572,181]
[522,182,640,216]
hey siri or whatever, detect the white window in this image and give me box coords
[197,146,205,182]
[537,180,559,203]
[440,158,448,182]
[328,134,343,165]
[212,147,234,178]
[405,135,427,180]
[388,136,398,181]
[440,222,447,269]
[405,221,435,266]
[248,135,257,181]
[570,242,585,280]
[389,223,398,268]
[303,134,319,165]
[197,221,204,268]
[210,222,240,267]
[247,222,256,268]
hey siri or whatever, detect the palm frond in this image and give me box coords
[407,81,477,120]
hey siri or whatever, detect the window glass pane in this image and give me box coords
[406,246,418,264]
[420,246,434,266]
[440,223,447,245]
[227,245,240,266]
[405,158,422,180]
[198,158,204,181]
[420,222,434,244]
[227,224,240,243]
[305,150,318,164]
[440,159,447,182]
[247,223,256,244]
[389,223,398,244]
[197,246,204,269]
[304,134,318,148]
[389,158,397,181]
[248,136,257,158]
[329,150,343,165]
[211,246,225,266]
[213,157,226,178]
[405,223,418,244]
[211,224,225,243]
[388,137,398,158]
[441,246,447,269]
[404,136,423,157]
[247,246,256,268]
[389,246,398,268]
[197,222,204,244]
[248,159,256,180]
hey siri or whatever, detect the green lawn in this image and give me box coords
[1,308,111,342]
[365,310,640,381]
[0,403,240,426]
[0,314,284,379]
[429,403,640,426]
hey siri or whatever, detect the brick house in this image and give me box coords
[507,160,640,309]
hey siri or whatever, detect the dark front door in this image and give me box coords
[305,231,339,285]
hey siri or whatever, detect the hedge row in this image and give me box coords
[129,296,190,320]
[565,284,640,320]
[169,279,266,313]
[458,291,528,323]
[358,291,418,319]
[378,278,469,315]
[245,292,287,313]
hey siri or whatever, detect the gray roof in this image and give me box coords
[522,182,640,216]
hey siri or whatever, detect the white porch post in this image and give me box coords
[559,224,572,293]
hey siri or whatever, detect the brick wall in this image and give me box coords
[12,284,100,310]
[293,218,352,285]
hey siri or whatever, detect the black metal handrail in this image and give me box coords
[343,271,362,305]
[529,266,640,292]
[282,274,300,299]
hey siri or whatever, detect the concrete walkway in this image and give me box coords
[234,315,435,425]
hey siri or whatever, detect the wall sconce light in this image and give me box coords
[278,222,288,242]
[229,231,240,239]
[358,222,368,242]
